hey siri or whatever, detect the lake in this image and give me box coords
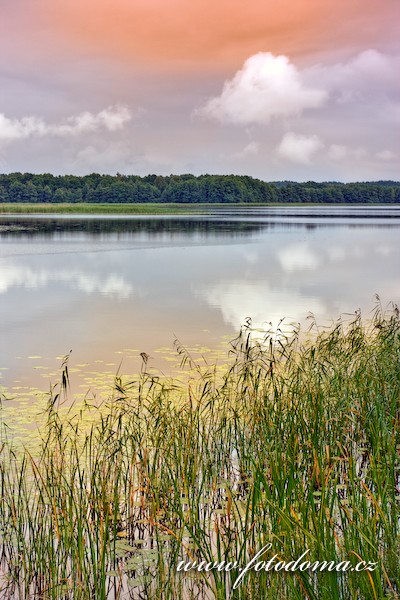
[1,206,400,404]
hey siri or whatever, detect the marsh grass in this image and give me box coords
[0,203,210,215]
[0,304,399,599]
[0,202,342,215]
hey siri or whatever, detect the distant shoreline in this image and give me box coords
[1,174,399,206]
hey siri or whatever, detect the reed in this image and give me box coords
[0,202,338,215]
[0,203,209,215]
[0,304,399,599]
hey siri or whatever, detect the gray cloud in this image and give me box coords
[376,150,396,161]
[304,50,400,101]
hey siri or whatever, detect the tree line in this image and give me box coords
[0,172,399,204]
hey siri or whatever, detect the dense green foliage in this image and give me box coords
[0,306,399,599]
[0,172,399,204]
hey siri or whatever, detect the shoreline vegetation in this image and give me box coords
[0,202,211,214]
[0,305,399,599]
[0,173,399,208]
[1,200,400,215]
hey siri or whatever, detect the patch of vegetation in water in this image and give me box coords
[0,304,399,599]
[0,202,210,215]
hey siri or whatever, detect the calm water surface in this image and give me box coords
[1,206,399,394]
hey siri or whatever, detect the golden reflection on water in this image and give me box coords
[0,337,234,450]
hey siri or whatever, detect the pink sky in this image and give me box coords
[0,0,399,180]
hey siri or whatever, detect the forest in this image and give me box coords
[0,172,399,204]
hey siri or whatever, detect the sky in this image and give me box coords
[0,0,399,181]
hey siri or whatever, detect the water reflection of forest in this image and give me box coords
[1,215,400,239]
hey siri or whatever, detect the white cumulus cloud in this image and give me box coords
[197,52,327,125]
[277,132,323,164]
[0,105,132,142]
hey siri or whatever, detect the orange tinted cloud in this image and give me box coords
[47,0,400,71]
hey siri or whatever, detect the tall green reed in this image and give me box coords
[0,304,399,599]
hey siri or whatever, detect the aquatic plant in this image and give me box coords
[0,304,399,599]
